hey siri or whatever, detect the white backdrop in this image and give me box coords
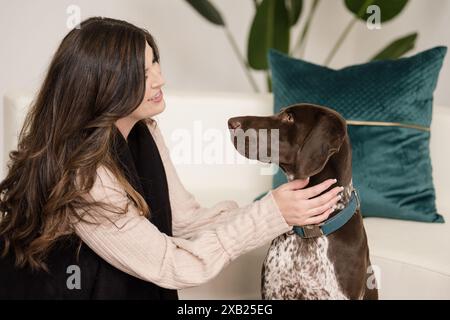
[1,0,450,173]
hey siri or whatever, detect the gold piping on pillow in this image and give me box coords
[346,120,430,132]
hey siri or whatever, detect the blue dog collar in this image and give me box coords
[293,190,360,239]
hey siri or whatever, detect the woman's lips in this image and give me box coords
[150,90,163,103]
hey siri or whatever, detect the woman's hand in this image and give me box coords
[271,178,343,226]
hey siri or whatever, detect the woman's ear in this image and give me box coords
[294,113,347,179]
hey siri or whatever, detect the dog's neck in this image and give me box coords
[285,136,354,213]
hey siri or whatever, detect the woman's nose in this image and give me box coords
[150,66,165,88]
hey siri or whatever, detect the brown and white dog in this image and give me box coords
[228,103,378,300]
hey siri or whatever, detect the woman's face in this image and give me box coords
[127,42,166,121]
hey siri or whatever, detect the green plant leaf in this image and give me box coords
[371,32,418,61]
[185,0,225,26]
[286,0,303,26]
[247,0,290,70]
[344,0,409,23]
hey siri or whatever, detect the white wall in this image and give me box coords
[1,0,450,173]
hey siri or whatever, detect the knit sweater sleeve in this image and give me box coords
[73,166,291,289]
[146,120,257,238]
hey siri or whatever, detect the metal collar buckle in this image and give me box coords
[354,189,361,209]
[301,224,324,238]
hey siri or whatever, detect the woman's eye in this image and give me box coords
[152,58,158,64]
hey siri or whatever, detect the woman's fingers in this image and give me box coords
[299,179,337,199]
[303,207,335,225]
[272,178,345,227]
[307,195,340,216]
[281,177,310,191]
[306,186,343,208]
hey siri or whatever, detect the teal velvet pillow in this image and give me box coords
[257,47,447,223]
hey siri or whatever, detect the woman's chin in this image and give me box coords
[148,99,165,115]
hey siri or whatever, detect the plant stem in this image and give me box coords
[291,0,321,58]
[223,26,260,92]
[266,72,272,92]
[323,0,375,66]
[323,16,358,66]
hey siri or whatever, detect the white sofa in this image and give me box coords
[2,90,450,299]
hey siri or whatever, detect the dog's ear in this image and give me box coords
[295,112,347,179]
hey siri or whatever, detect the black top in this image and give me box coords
[0,120,178,300]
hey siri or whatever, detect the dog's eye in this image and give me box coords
[283,112,294,123]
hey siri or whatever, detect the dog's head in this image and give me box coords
[228,103,347,179]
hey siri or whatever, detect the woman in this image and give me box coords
[0,17,342,299]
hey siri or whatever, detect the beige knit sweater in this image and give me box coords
[73,120,292,290]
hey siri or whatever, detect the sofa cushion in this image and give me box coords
[3,91,450,299]
[364,213,450,278]
[266,47,447,223]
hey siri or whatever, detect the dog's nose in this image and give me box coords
[228,119,241,129]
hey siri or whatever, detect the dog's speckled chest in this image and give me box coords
[261,233,348,300]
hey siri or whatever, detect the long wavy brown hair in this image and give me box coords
[0,17,158,271]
